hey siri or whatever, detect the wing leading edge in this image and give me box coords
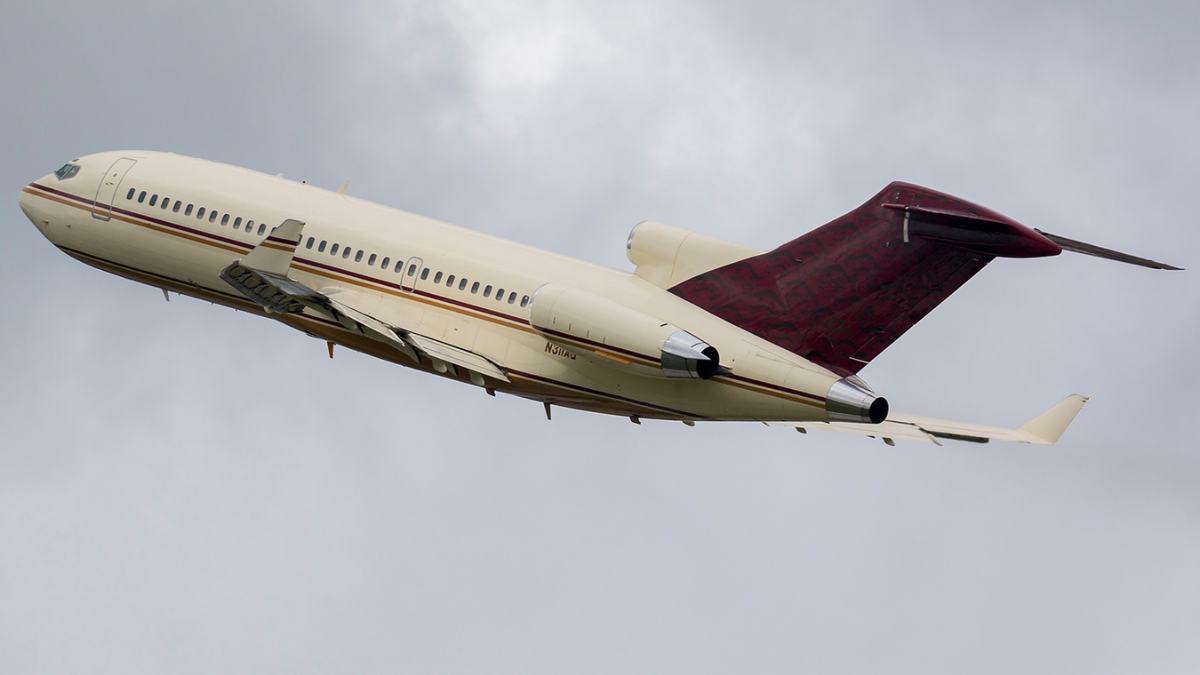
[787,394,1090,446]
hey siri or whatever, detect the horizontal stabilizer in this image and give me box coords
[1036,230,1182,270]
[785,394,1090,446]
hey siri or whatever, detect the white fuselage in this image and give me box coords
[19,150,846,422]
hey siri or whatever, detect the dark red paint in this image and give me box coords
[669,181,1062,376]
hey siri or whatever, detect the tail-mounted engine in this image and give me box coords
[528,283,720,379]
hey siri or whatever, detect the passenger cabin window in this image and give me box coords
[305,237,314,250]
[520,295,530,307]
[471,282,480,294]
[394,260,403,273]
[318,240,327,252]
[420,269,429,281]
[185,204,194,216]
[137,191,147,203]
[459,278,468,291]
[196,207,206,219]
[149,195,158,206]
[209,211,218,223]
[173,201,181,213]
[126,188,135,200]
[160,197,170,210]
[407,264,417,277]
[446,274,455,287]
[330,243,340,256]
[246,220,254,232]
[221,214,230,226]
[433,271,443,284]
[354,250,363,263]
[508,291,517,304]
[235,217,243,229]
[342,247,351,259]
[496,287,505,301]
[368,253,376,266]
[483,285,492,298]
[257,223,266,235]
[381,257,390,269]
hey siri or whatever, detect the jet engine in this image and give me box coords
[824,377,889,424]
[528,283,720,379]
[626,220,759,288]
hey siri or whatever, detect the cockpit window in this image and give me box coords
[54,163,80,181]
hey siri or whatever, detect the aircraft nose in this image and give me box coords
[19,176,56,236]
[18,183,38,221]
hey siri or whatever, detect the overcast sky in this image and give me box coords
[3,1,1199,673]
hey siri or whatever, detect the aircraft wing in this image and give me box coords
[404,333,508,381]
[784,394,1089,446]
[219,219,509,383]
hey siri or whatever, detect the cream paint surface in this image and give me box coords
[3,3,1197,674]
[22,150,837,421]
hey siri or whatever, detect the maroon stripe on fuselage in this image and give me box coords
[31,183,255,251]
[31,183,529,329]
[30,182,827,406]
[53,244,705,417]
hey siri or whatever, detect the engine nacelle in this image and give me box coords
[825,377,889,424]
[528,283,720,379]
[626,221,759,288]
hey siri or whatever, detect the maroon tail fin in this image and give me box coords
[669,182,1062,376]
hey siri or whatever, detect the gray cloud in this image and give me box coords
[2,1,1198,673]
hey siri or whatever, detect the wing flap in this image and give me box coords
[792,420,942,445]
[405,333,510,382]
[220,226,507,384]
[322,296,421,363]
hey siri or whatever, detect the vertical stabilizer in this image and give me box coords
[669,182,1062,375]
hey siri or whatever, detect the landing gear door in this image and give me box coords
[92,157,137,221]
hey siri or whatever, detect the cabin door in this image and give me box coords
[92,157,137,221]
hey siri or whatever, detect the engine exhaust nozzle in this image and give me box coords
[825,378,888,424]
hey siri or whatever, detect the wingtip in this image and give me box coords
[1019,394,1090,444]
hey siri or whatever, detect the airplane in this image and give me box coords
[17,151,1180,445]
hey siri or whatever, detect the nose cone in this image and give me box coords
[18,183,37,221]
[19,175,56,237]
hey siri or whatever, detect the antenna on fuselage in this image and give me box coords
[337,180,350,195]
